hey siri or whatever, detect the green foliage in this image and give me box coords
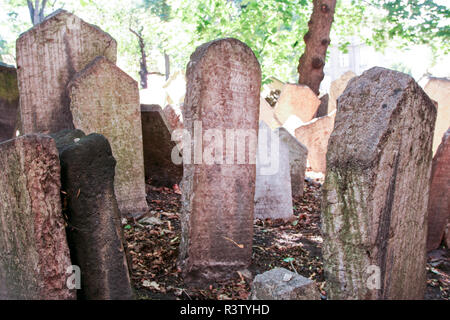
[0,0,448,83]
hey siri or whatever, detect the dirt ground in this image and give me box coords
[123,172,449,300]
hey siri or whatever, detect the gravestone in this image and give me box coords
[295,110,336,173]
[255,122,293,220]
[16,9,117,134]
[423,77,450,154]
[53,130,133,299]
[0,134,75,300]
[179,38,261,285]
[315,93,329,118]
[427,128,450,251]
[68,56,147,217]
[250,268,319,300]
[141,104,183,187]
[259,96,281,129]
[274,84,320,124]
[163,104,183,132]
[322,67,436,300]
[280,128,308,198]
[328,71,356,113]
[0,63,19,142]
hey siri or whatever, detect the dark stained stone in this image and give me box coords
[54,131,133,300]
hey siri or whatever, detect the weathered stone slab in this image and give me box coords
[328,71,356,113]
[315,93,329,118]
[179,38,261,285]
[163,104,183,132]
[280,128,308,198]
[255,122,293,220]
[68,56,147,217]
[295,110,336,173]
[259,96,281,129]
[322,67,436,300]
[0,134,75,300]
[250,268,319,300]
[427,128,450,251]
[0,63,19,142]
[423,77,450,154]
[53,130,133,300]
[16,9,117,134]
[274,84,320,124]
[141,104,183,187]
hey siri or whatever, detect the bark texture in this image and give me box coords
[16,9,117,134]
[68,56,147,217]
[179,38,261,285]
[54,131,133,300]
[0,134,75,300]
[297,0,337,95]
[322,67,436,300]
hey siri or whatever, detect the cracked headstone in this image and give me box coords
[68,56,147,217]
[322,67,436,300]
[16,9,117,134]
[0,134,75,299]
[179,38,260,285]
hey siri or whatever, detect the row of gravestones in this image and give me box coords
[0,9,448,300]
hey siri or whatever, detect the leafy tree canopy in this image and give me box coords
[0,0,448,83]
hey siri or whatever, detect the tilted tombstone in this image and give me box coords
[274,83,320,124]
[322,67,436,300]
[259,96,281,129]
[423,77,450,154]
[280,128,308,198]
[255,122,294,220]
[141,104,183,187]
[68,56,147,217]
[163,104,184,132]
[52,130,133,300]
[0,63,19,142]
[179,38,261,285]
[295,110,336,173]
[315,93,329,118]
[0,134,75,300]
[16,9,117,134]
[426,128,450,251]
[328,71,356,113]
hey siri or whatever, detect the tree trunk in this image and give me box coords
[297,0,336,96]
[27,0,48,25]
[130,28,148,89]
[164,52,170,80]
